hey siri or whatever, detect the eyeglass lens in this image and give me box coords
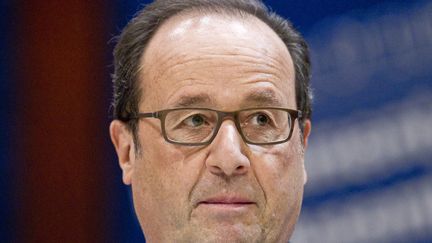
[163,109,292,144]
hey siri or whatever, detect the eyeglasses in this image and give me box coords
[129,107,302,146]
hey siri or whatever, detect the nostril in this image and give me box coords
[207,162,249,176]
[235,165,247,173]
[208,165,223,175]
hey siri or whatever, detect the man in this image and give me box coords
[109,0,312,242]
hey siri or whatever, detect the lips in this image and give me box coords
[195,195,256,218]
[199,195,255,206]
[193,192,258,219]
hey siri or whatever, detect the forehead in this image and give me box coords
[147,12,288,54]
[138,12,295,109]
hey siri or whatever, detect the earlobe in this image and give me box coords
[109,120,135,185]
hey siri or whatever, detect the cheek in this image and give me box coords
[250,142,305,208]
[136,144,197,201]
[251,142,304,182]
[248,143,305,237]
[132,129,206,224]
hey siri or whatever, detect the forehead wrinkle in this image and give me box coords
[149,53,288,87]
[154,42,290,74]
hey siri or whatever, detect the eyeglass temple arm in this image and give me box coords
[129,112,160,120]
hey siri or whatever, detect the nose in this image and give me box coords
[205,120,250,177]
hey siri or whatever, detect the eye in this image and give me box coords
[255,113,270,126]
[184,114,206,127]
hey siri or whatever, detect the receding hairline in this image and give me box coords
[138,7,291,60]
[137,9,295,101]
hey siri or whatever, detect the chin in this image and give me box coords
[177,223,266,243]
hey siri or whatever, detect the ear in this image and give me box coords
[109,120,135,185]
[302,119,312,149]
[302,119,312,185]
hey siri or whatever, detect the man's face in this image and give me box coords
[111,13,310,242]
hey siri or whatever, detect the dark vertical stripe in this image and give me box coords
[1,1,17,242]
[16,1,109,242]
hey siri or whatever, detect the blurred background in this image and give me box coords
[1,0,431,242]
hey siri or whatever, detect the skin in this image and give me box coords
[110,12,311,243]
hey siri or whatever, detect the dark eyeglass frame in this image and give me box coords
[128,107,302,146]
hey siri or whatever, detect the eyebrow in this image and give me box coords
[170,89,285,108]
[171,93,214,108]
[241,89,285,107]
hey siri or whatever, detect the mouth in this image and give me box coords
[198,196,255,207]
[194,195,257,219]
